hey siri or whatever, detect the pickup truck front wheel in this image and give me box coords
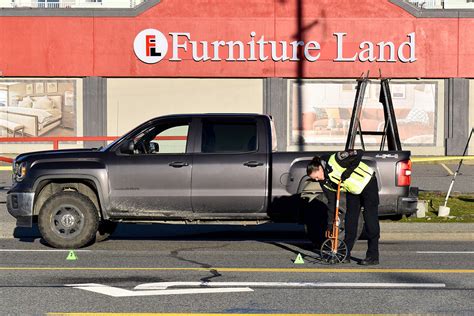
[38,191,99,249]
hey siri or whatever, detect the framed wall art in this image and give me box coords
[47,81,58,93]
[35,82,44,94]
[26,83,33,95]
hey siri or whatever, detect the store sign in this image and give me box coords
[133,29,169,64]
[134,29,416,64]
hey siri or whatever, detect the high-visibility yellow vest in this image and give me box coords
[324,154,375,194]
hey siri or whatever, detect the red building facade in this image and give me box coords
[0,0,472,155]
[1,0,473,78]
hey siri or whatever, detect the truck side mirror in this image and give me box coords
[149,142,159,153]
[119,139,135,155]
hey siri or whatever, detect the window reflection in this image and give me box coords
[290,81,437,146]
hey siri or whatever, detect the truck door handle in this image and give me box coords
[169,161,189,168]
[244,161,264,167]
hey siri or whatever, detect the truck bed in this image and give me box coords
[269,150,416,219]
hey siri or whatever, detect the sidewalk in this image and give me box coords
[379,222,474,241]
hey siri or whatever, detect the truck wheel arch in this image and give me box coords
[33,176,106,220]
[38,190,100,249]
[297,176,315,194]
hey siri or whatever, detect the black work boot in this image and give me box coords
[341,253,351,264]
[358,257,379,265]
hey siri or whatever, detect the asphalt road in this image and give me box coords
[411,163,474,193]
[0,166,473,315]
[0,237,473,315]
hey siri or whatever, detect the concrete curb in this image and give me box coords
[379,223,474,241]
[380,233,474,241]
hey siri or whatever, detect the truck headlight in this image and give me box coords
[13,161,27,181]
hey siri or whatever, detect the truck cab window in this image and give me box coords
[201,120,257,153]
[132,123,189,155]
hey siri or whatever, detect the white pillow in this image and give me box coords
[32,96,53,110]
[18,97,33,108]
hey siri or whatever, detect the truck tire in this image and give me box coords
[95,221,118,242]
[38,191,99,249]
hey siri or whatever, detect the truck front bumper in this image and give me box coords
[7,192,34,227]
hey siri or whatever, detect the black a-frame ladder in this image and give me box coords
[345,75,402,151]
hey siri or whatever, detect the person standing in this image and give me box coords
[306,150,380,265]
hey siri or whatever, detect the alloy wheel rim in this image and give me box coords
[51,204,85,239]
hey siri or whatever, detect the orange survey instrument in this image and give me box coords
[320,180,348,264]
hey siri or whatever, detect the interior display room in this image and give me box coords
[0,0,473,155]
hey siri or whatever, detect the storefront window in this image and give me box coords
[0,79,77,138]
[290,80,438,148]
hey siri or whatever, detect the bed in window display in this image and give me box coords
[0,80,78,137]
[0,95,63,137]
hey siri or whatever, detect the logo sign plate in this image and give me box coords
[134,29,169,64]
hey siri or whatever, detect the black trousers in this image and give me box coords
[344,176,380,259]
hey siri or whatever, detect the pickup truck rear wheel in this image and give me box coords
[95,221,118,242]
[38,191,99,249]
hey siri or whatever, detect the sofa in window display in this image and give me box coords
[311,108,351,135]
[388,108,435,144]
[359,107,434,144]
[300,106,434,144]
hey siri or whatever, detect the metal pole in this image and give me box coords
[443,127,474,207]
[296,0,304,152]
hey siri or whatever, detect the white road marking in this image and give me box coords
[417,251,474,254]
[65,283,253,297]
[67,281,446,297]
[438,163,454,176]
[135,281,446,290]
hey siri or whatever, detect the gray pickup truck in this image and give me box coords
[7,113,417,248]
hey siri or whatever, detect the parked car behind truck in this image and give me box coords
[7,114,418,248]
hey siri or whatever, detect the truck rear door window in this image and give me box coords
[201,120,257,153]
